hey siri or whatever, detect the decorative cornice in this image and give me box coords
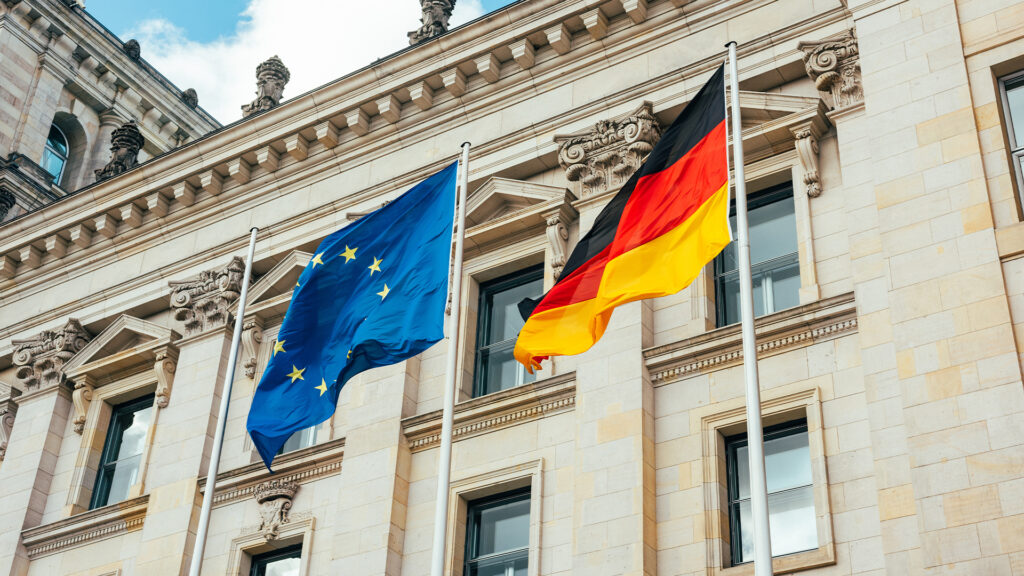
[197,437,344,507]
[645,293,857,386]
[21,495,147,558]
[403,372,575,452]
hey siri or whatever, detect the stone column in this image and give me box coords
[326,359,418,575]
[0,320,90,575]
[86,111,123,180]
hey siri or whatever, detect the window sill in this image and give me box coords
[402,371,576,452]
[21,494,148,558]
[720,546,835,576]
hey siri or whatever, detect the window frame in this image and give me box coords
[999,69,1024,207]
[472,265,544,398]
[724,418,814,565]
[463,487,532,576]
[89,394,156,510]
[713,182,799,328]
[41,124,70,184]
[249,543,303,576]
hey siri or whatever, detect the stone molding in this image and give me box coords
[402,372,575,452]
[12,318,91,391]
[645,292,857,386]
[169,256,248,336]
[798,30,863,111]
[20,495,148,558]
[197,437,344,507]
[0,388,19,461]
[555,101,662,199]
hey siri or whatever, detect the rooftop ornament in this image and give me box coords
[241,55,290,118]
[408,0,455,45]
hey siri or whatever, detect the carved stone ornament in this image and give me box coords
[408,0,455,45]
[555,102,662,199]
[241,320,263,379]
[254,479,299,541]
[12,319,91,391]
[0,186,15,221]
[169,257,248,336]
[241,55,290,118]
[545,212,570,279]
[181,88,199,109]
[792,125,822,198]
[0,390,19,461]
[154,349,177,408]
[798,31,863,111]
[94,120,145,182]
[71,378,93,434]
[123,39,141,61]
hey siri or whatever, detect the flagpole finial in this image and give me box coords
[725,40,737,48]
[461,141,471,148]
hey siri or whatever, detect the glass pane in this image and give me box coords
[46,125,68,155]
[468,554,528,576]
[40,149,65,181]
[752,273,766,317]
[279,425,317,454]
[113,405,153,461]
[734,430,812,500]
[479,341,536,395]
[748,196,797,266]
[736,485,817,563]
[473,497,530,557]
[486,276,543,344]
[1007,77,1024,148]
[769,260,800,314]
[106,453,141,505]
[719,273,740,326]
[263,556,300,576]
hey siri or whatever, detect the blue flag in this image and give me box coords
[247,162,458,469]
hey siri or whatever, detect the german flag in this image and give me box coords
[514,65,730,370]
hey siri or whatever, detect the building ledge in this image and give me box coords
[402,371,576,452]
[21,494,148,558]
[197,436,344,507]
[644,292,857,386]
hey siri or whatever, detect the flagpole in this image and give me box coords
[726,41,774,575]
[188,226,259,576]
[430,143,471,576]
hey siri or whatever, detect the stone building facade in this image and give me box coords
[0,0,1023,575]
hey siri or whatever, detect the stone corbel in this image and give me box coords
[153,347,178,408]
[0,389,19,461]
[71,376,95,435]
[798,31,863,111]
[241,319,264,379]
[545,214,569,279]
[254,479,299,541]
[791,122,823,198]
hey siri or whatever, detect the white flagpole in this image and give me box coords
[430,143,470,576]
[726,42,774,575]
[188,226,259,576]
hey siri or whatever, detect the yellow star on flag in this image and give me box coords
[310,252,325,269]
[340,245,358,263]
[347,349,352,359]
[315,378,328,396]
[368,257,383,276]
[286,365,306,383]
[273,340,286,356]
[377,284,391,300]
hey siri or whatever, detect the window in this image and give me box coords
[89,395,155,509]
[714,184,799,327]
[473,267,544,397]
[464,489,530,576]
[1000,71,1024,201]
[250,544,302,576]
[41,124,69,184]
[278,426,317,455]
[725,419,817,565]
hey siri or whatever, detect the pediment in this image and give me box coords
[466,178,573,228]
[737,91,821,127]
[238,250,312,322]
[63,315,180,377]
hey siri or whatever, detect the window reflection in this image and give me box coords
[474,267,544,397]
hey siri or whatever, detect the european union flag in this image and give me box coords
[247,162,458,469]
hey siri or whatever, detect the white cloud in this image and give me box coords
[127,0,484,124]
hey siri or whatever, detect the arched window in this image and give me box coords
[41,124,69,184]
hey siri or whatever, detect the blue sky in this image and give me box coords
[84,0,517,122]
